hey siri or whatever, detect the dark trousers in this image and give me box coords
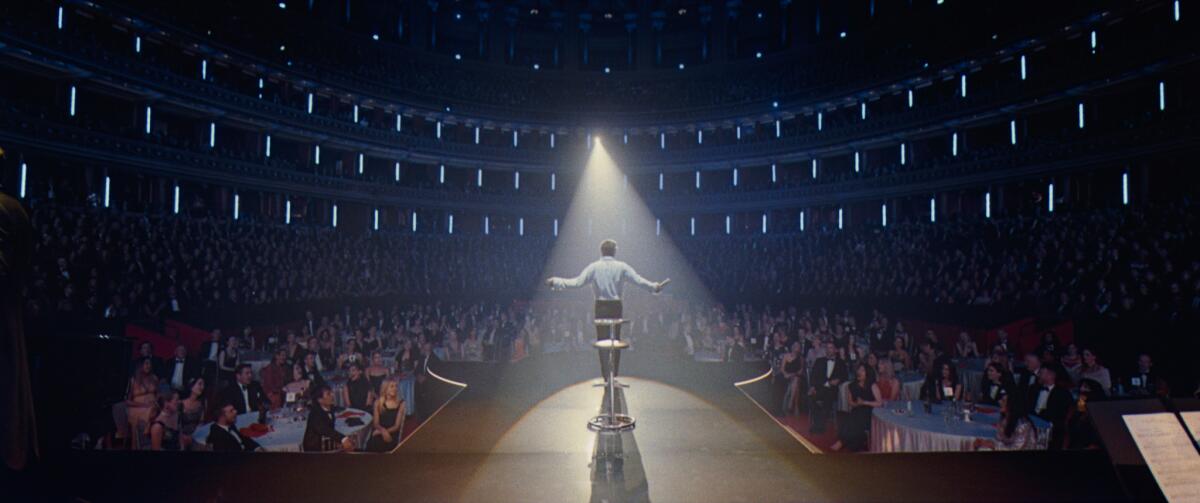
[595,300,622,380]
[809,385,838,433]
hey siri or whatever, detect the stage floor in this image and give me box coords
[24,351,1127,502]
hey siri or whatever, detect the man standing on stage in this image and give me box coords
[545,239,668,381]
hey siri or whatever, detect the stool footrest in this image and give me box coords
[588,414,636,432]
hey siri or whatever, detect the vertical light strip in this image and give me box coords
[448,214,454,234]
[554,219,559,237]
[855,152,861,172]
[314,145,321,165]
[900,143,906,165]
[623,132,629,144]
[838,208,844,230]
[695,171,701,189]
[514,171,520,190]
[1175,0,1181,21]
[1090,31,1097,53]
[265,134,271,157]
[353,105,359,123]
[907,89,914,108]
[69,85,76,116]
[512,130,518,147]
[135,36,142,53]
[1159,81,1166,111]
[173,184,180,214]
[412,212,418,232]
[285,199,291,224]
[771,163,778,182]
[1078,103,1085,129]
[395,114,402,132]
[697,130,703,145]
[800,211,805,232]
[1048,183,1055,213]
[474,127,480,144]
[307,93,314,114]
[882,204,888,227]
[201,59,208,80]
[373,209,379,230]
[103,176,111,208]
[332,204,338,227]
[811,159,818,179]
[690,217,696,236]
[550,172,556,191]
[660,132,666,149]
[952,132,959,156]
[1122,173,1130,205]
[357,153,364,174]
[817,112,823,131]
[775,120,781,138]
[144,106,153,134]
[737,127,743,140]
[484,216,490,235]
[1020,55,1027,80]
[394,161,401,181]
[860,102,867,120]
[233,193,240,221]
[209,122,216,147]
[1010,120,1017,145]
[658,172,664,191]
[439,164,445,184]
[656,219,661,236]
[518,218,524,236]
[476,168,483,187]
[985,192,992,219]
[733,168,739,187]
[761,213,768,234]
[19,162,27,198]
[550,133,556,149]
[960,74,967,97]
[929,197,936,223]
[436,121,442,139]
[57,6,64,29]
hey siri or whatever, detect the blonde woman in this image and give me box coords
[125,357,160,448]
[366,379,406,452]
[876,360,902,401]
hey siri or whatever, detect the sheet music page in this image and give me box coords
[1122,413,1200,503]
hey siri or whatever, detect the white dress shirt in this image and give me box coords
[171,359,186,390]
[1035,384,1053,414]
[551,256,657,301]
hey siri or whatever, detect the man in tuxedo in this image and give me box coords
[133,341,166,379]
[164,344,200,393]
[199,329,222,388]
[220,364,265,415]
[207,402,261,452]
[1031,365,1072,450]
[808,340,848,434]
[302,385,355,452]
[1013,353,1043,400]
[994,330,1016,357]
[1127,353,1160,396]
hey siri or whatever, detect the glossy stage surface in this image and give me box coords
[20,351,1125,502]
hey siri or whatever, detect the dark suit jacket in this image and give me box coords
[811,357,848,389]
[163,357,201,390]
[302,405,345,452]
[207,423,260,452]
[220,381,266,414]
[1032,385,1073,450]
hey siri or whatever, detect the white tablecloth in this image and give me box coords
[191,408,372,452]
[869,401,1051,453]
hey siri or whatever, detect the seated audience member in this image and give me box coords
[921,360,962,403]
[343,362,375,411]
[988,346,1012,373]
[301,352,327,388]
[134,341,166,379]
[1031,366,1072,450]
[164,344,200,393]
[365,351,391,392]
[180,377,206,450]
[993,330,1015,357]
[831,365,882,452]
[1126,353,1159,396]
[780,342,806,416]
[808,341,847,434]
[216,336,242,390]
[147,390,182,451]
[1014,353,1043,398]
[887,336,911,372]
[875,360,902,401]
[366,379,406,452]
[260,350,289,410]
[220,364,266,415]
[1067,379,1106,450]
[1033,332,1060,361]
[306,336,329,372]
[337,339,365,370]
[978,362,1014,406]
[303,385,356,452]
[125,357,160,447]
[1060,344,1082,383]
[1078,348,1112,395]
[283,363,312,402]
[954,332,980,359]
[464,330,484,362]
[916,340,941,376]
[207,402,261,452]
[989,393,1038,450]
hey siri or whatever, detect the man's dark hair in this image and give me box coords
[235,363,253,374]
[600,239,617,257]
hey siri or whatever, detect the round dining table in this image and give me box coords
[869,401,1051,453]
[191,408,373,452]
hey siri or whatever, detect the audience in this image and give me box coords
[147,390,182,451]
[207,402,261,452]
[366,379,406,453]
[219,364,265,415]
[1031,366,1072,450]
[303,385,355,452]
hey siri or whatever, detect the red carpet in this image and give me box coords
[776,413,856,453]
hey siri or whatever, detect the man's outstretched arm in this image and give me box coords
[622,263,669,293]
[546,263,594,290]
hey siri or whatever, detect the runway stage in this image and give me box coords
[23,351,1124,502]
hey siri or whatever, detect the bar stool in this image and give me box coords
[588,337,635,432]
[592,318,630,389]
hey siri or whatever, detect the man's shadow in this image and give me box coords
[590,386,650,503]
